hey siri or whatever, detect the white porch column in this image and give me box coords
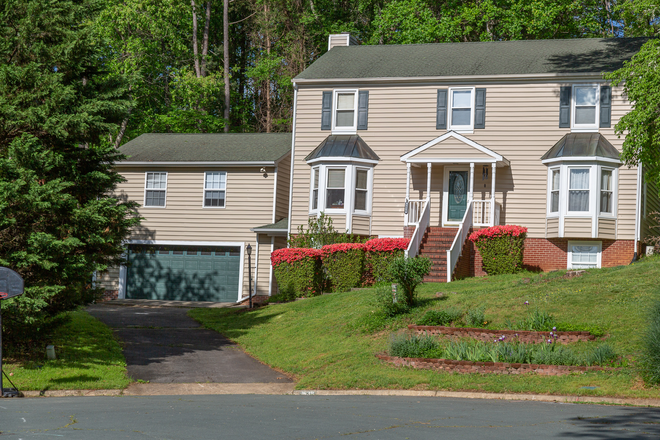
[491,163,496,226]
[405,163,411,227]
[469,163,474,202]
[426,163,432,201]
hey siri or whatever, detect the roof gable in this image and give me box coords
[401,132,509,165]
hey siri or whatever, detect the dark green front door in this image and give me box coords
[126,245,241,302]
[448,171,468,222]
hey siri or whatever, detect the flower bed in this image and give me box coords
[408,325,596,344]
[271,248,323,298]
[364,238,410,283]
[469,225,527,275]
[321,243,365,292]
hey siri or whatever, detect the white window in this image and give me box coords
[449,88,474,131]
[573,85,599,131]
[326,168,345,209]
[144,172,167,207]
[354,168,369,212]
[311,167,319,210]
[204,171,226,208]
[332,90,357,133]
[600,169,613,214]
[568,241,601,269]
[568,168,590,213]
[549,168,560,214]
[309,164,373,215]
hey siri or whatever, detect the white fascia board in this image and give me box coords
[249,228,288,235]
[118,161,276,167]
[293,72,604,86]
[128,239,244,247]
[541,156,622,165]
[401,131,506,164]
[305,157,379,166]
[406,158,496,164]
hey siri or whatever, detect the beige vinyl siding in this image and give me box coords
[115,165,276,299]
[352,215,371,235]
[97,266,120,291]
[275,153,291,222]
[251,233,273,296]
[546,218,559,238]
[642,171,660,241]
[564,218,593,237]
[411,137,494,160]
[598,218,616,239]
[290,82,637,239]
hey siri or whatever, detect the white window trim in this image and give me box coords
[571,83,600,132]
[202,171,227,209]
[143,171,168,208]
[308,163,373,216]
[566,165,593,215]
[567,240,602,269]
[449,87,475,132]
[598,166,617,219]
[331,89,358,134]
[547,166,561,218]
[309,166,320,213]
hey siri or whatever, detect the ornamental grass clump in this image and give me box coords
[417,307,463,326]
[321,243,365,292]
[469,225,528,275]
[640,299,660,384]
[271,248,323,298]
[388,333,440,358]
[364,238,410,283]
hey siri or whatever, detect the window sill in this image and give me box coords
[570,128,599,133]
[331,129,357,135]
[142,205,167,209]
[449,128,474,134]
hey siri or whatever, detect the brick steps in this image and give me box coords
[417,227,458,283]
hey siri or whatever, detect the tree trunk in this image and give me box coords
[265,3,271,133]
[201,0,211,77]
[191,0,201,78]
[223,0,230,132]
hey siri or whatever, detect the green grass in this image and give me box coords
[4,310,130,391]
[189,256,660,398]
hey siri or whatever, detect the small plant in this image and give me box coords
[640,299,660,384]
[388,333,440,358]
[469,225,527,275]
[388,256,432,306]
[288,212,363,249]
[417,308,463,326]
[375,285,411,317]
[464,307,488,328]
[364,238,410,283]
[585,344,617,366]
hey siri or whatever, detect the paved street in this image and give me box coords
[87,304,291,384]
[1,395,659,439]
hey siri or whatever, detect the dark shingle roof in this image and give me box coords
[251,218,289,232]
[119,133,292,163]
[295,38,648,81]
[304,135,380,161]
[541,133,620,161]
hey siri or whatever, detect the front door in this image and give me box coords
[447,171,468,222]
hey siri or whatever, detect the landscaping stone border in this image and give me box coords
[376,354,610,376]
[408,325,595,344]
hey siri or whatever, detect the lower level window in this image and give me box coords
[326,169,345,209]
[568,241,601,269]
[354,169,368,211]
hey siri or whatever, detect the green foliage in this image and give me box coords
[640,299,660,384]
[323,247,365,292]
[554,322,606,338]
[288,213,363,249]
[473,234,526,275]
[366,250,405,284]
[505,309,606,336]
[389,256,432,306]
[375,285,411,318]
[272,259,323,298]
[0,0,140,351]
[417,308,463,326]
[465,307,488,328]
[267,283,297,304]
[388,333,440,358]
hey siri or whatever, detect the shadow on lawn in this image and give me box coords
[560,408,660,439]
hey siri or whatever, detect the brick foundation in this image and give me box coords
[403,226,415,239]
[239,295,269,305]
[100,290,119,302]
[408,325,595,344]
[376,354,609,376]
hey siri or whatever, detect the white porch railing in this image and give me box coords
[446,200,474,282]
[472,200,502,227]
[405,198,430,259]
[405,199,426,226]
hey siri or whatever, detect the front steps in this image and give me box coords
[418,227,458,283]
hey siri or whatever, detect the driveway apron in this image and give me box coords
[87,304,292,384]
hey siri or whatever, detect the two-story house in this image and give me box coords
[288,36,658,282]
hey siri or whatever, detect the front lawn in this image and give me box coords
[3,310,130,391]
[189,256,660,398]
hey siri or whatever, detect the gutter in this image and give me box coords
[117,161,277,167]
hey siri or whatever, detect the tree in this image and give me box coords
[0,0,141,349]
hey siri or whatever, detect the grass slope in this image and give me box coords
[4,310,130,391]
[190,256,660,398]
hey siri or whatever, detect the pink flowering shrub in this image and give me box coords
[321,243,365,292]
[364,238,411,283]
[469,225,528,275]
[271,248,323,297]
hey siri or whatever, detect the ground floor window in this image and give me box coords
[308,164,373,215]
[567,241,601,269]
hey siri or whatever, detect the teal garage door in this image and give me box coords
[126,245,241,302]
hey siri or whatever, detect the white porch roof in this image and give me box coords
[400,131,510,167]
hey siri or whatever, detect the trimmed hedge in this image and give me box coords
[321,243,365,292]
[469,225,527,275]
[271,248,323,297]
[364,238,410,283]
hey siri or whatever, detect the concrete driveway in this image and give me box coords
[87,303,292,384]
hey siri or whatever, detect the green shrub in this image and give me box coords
[417,307,463,326]
[271,248,323,298]
[364,238,410,283]
[469,225,527,275]
[389,256,432,306]
[375,285,411,317]
[321,243,365,292]
[388,333,440,358]
[465,307,488,328]
[640,300,660,384]
[267,282,297,303]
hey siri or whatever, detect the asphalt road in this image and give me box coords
[86,304,291,384]
[1,395,659,439]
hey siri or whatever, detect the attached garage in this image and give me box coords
[125,244,242,302]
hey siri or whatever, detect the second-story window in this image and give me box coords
[449,88,474,130]
[574,85,598,129]
[144,172,167,207]
[204,171,226,208]
[332,90,357,132]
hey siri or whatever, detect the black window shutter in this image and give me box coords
[436,89,448,130]
[321,91,332,130]
[474,88,486,129]
[600,86,612,128]
[559,86,571,128]
[357,91,369,130]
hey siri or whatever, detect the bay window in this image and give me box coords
[568,168,590,212]
[550,169,560,214]
[308,164,373,215]
[600,169,613,214]
[326,169,345,209]
[354,169,368,212]
[311,167,319,210]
